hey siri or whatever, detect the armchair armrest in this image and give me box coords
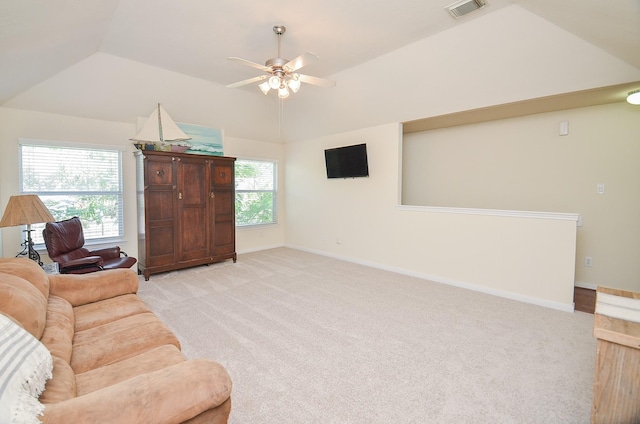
[48,268,139,307]
[41,359,232,424]
[89,246,121,260]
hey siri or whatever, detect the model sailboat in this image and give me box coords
[131,103,191,151]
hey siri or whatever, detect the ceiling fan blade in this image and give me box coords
[227,57,271,72]
[297,73,336,88]
[283,52,319,72]
[226,75,268,88]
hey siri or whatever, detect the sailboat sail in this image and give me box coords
[130,103,191,143]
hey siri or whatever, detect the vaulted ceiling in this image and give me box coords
[1,0,639,142]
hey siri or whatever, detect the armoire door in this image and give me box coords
[143,153,177,268]
[177,156,209,262]
[210,158,236,257]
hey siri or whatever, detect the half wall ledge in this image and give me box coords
[396,205,581,224]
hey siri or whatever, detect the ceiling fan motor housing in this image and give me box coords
[266,57,288,69]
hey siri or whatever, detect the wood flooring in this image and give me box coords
[574,287,596,314]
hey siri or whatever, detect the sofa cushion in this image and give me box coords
[40,295,74,363]
[0,273,48,339]
[0,258,49,300]
[73,293,151,332]
[48,268,137,307]
[75,344,185,396]
[71,312,181,374]
[39,356,77,404]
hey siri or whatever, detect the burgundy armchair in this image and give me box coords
[43,216,137,274]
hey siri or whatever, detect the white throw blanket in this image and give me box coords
[0,314,53,424]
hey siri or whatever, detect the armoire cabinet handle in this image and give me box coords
[178,192,182,200]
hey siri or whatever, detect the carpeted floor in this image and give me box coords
[137,247,596,424]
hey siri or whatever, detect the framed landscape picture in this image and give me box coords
[176,122,224,156]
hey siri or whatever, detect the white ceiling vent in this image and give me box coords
[445,0,487,19]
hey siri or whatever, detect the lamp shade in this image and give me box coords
[0,195,55,227]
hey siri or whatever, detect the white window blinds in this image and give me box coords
[19,140,124,243]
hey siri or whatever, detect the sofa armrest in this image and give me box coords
[48,268,139,307]
[41,359,232,424]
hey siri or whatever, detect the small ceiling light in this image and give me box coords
[627,89,640,105]
[278,86,290,99]
[259,81,271,95]
[268,75,281,90]
[288,75,301,93]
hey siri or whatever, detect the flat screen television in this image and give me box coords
[324,143,369,179]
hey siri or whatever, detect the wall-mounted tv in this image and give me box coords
[324,143,369,179]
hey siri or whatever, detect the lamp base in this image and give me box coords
[16,229,43,267]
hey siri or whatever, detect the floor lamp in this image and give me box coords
[0,195,55,266]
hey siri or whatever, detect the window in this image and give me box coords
[19,140,124,245]
[235,159,277,226]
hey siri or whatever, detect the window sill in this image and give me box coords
[236,223,278,230]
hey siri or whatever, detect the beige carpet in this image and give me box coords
[137,247,596,423]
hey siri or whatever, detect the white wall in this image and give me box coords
[403,102,640,292]
[0,107,285,261]
[224,135,286,253]
[285,123,577,311]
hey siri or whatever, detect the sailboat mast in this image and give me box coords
[157,103,164,142]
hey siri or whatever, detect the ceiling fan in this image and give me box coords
[226,25,335,99]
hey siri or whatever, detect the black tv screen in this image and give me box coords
[325,143,369,179]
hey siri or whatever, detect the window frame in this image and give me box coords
[235,158,278,227]
[18,138,126,246]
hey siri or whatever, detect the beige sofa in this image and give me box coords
[0,257,232,423]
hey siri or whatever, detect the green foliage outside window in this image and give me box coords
[20,143,123,243]
[235,160,276,226]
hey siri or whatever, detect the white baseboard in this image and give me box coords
[237,243,285,255]
[575,281,598,290]
[285,244,575,313]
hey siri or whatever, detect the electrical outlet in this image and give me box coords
[585,256,593,267]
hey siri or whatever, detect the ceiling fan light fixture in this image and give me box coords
[627,89,640,105]
[278,86,290,99]
[269,75,281,90]
[259,81,271,95]
[288,75,301,93]
[227,25,334,99]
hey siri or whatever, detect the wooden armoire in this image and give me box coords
[135,150,236,280]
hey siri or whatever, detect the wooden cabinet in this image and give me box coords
[591,287,640,423]
[135,150,236,280]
